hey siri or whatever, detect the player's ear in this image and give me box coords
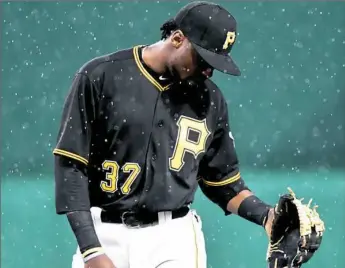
[170,30,185,48]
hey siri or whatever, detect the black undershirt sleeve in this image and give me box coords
[54,156,91,213]
[53,72,102,255]
[55,156,102,254]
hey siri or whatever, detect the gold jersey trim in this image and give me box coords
[53,148,88,166]
[202,172,241,186]
[133,46,170,92]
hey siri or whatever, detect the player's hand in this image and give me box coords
[84,254,116,268]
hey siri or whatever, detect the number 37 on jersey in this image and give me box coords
[100,116,211,194]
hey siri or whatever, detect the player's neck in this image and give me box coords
[142,42,168,75]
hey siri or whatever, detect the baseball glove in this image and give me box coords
[266,188,325,268]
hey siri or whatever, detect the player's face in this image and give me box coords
[168,31,213,81]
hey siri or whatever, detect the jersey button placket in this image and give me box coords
[153,120,163,160]
[157,120,164,128]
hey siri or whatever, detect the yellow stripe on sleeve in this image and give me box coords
[202,172,241,186]
[53,148,88,166]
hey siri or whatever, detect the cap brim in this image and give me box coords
[192,43,241,76]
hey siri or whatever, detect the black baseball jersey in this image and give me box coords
[53,45,248,215]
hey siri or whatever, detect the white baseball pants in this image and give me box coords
[71,207,207,268]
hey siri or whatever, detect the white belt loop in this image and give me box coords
[158,211,173,224]
[158,212,165,224]
[90,207,102,225]
[165,211,172,221]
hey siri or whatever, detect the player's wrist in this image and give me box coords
[237,195,272,227]
[82,247,105,263]
[67,210,102,256]
[263,208,274,237]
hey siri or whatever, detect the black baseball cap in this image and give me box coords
[174,1,241,76]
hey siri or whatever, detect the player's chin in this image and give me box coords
[181,72,205,83]
[178,71,193,81]
[178,66,197,80]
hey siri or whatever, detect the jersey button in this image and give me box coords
[157,120,164,127]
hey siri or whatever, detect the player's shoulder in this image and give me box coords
[76,46,136,79]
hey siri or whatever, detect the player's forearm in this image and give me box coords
[227,190,273,228]
[55,156,104,261]
[67,211,104,261]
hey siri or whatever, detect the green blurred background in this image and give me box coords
[1,1,344,267]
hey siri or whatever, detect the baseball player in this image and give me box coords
[53,1,324,268]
